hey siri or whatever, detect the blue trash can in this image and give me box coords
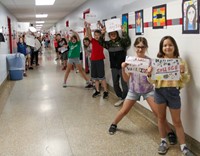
[9,70,23,80]
[6,53,25,81]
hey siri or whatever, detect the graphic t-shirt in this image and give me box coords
[68,41,81,58]
[57,38,68,53]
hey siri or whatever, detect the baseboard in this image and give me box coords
[0,75,15,115]
[107,83,200,155]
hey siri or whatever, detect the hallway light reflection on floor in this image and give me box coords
[42,84,49,91]
[40,104,52,112]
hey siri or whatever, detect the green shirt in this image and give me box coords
[68,41,81,58]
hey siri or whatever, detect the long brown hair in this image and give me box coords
[157,36,179,58]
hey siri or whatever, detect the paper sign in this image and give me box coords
[17,22,30,32]
[151,58,180,80]
[25,34,35,47]
[105,18,121,33]
[60,47,68,53]
[85,14,98,24]
[125,56,150,75]
[34,39,41,51]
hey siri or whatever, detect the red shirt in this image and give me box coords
[90,38,105,61]
[54,40,58,48]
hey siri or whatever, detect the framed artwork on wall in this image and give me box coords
[135,10,144,35]
[122,13,129,33]
[111,16,117,19]
[182,0,199,34]
[152,4,167,29]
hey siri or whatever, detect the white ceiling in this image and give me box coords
[0,0,87,30]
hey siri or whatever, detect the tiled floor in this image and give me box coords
[0,48,192,156]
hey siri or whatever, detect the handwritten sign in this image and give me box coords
[17,22,30,32]
[151,58,180,80]
[105,18,121,33]
[85,14,98,24]
[125,56,150,75]
[25,34,35,47]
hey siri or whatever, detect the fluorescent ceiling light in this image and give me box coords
[36,21,45,24]
[36,14,48,18]
[35,0,55,5]
[36,25,43,27]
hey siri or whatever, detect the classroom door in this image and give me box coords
[7,17,13,53]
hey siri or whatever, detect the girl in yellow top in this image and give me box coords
[147,36,193,155]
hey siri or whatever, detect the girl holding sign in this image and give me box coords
[108,37,176,146]
[147,36,192,155]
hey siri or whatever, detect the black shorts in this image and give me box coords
[55,47,58,52]
[61,51,68,60]
[91,60,105,80]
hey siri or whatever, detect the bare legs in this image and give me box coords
[157,104,185,144]
[112,99,136,125]
[111,96,173,135]
[63,63,89,84]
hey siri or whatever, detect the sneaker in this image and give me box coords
[182,146,194,156]
[92,91,100,98]
[23,73,27,77]
[29,67,33,70]
[85,84,93,89]
[108,124,117,135]
[114,99,124,107]
[168,130,177,145]
[103,92,109,99]
[158,140,169,155]
[63,83,67,88]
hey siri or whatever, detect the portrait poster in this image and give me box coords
[135,10,144,35]
[125,56,150,75]
[122,13,129,33]
[151,58,180,80]
[182,0,199,34]
[152,4,167,29]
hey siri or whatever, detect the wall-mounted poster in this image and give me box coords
[122,13,129,33]
[182,0,199,34]
[111,16,117,19]
[135,10,144,35]
[152,4,167,29]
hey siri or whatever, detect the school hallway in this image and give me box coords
[0,48,188,156]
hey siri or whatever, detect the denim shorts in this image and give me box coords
[125,90,154,101]
[68,58,81,65]
[154,87,181,109]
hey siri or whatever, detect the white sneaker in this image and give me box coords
[114,99,124,107]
